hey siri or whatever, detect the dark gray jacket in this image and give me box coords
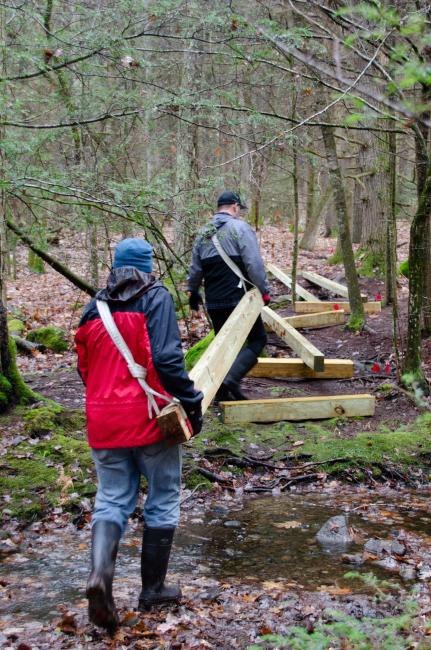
[187,212,269,309]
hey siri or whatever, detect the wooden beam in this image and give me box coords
[220,394,375,424]
[157,288,264,441]
[262,306,324,372]
[285,310,345,329]
[266,262,319,302]
[302,270,367,301]
[248,358,354,379]
[294,301,381,314]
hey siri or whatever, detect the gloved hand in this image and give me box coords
[184,403,203,437]
[189,291,203,311]
[262,293,272,306]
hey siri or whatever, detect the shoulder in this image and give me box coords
[79,298,98,326]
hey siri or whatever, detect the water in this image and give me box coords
[1,486,430,624]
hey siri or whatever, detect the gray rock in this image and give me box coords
[342,553,365,565]
[418,565,431,581]
[372,557,400,572]
[316,515,354,546]
[400,565,417,581]
[364,538,406,557]
[224,520,241,528]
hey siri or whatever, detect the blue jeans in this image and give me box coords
[91,441,182,535]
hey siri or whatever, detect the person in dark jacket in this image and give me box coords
[75,238,203,634]
[187,191,271,400]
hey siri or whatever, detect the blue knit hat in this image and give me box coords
[113,238,153,273]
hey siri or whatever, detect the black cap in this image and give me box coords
[217,191,247,210]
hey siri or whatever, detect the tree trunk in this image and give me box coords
[291,147,300,304]
[300,182,332,251]
[385,129,398,306]
[0,299,36,411]
[354,132,387,265]
[321,122,365,329]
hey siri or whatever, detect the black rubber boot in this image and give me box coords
[222,348,258,401]
[86,520,121,635]
[138,527,181,611]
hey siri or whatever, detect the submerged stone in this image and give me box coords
[316,515,354,547]
[364,538,406,557]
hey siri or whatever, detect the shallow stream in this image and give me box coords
[1,486,430,626]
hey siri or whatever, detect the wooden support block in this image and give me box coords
[294,301,381,314]
[267,262,319,302]
[248,358,354,379]
[157,288,264,442]
[220,394,375,424]
[262,306,324,372]
[157,402,192,444]
[285,310,345,329]
[302,270,367,301]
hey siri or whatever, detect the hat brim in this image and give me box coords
[238,202,248,210]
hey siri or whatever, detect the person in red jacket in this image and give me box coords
[75,238,203,634]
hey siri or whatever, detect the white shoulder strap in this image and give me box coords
[96,300,174,418]
[211,232,249,292]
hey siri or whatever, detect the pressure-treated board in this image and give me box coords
[301,270,349,298]
[248,358,354,379]
[294,301,381,314]
[157,288,264,441]
[267,262,318,302]
[262,306,324,371]
[220,394,375,424]
[302,270,367,301]
[285,310,345,329]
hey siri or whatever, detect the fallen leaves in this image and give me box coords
[273,520,302,530]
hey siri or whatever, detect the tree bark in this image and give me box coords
[321,122,365,329]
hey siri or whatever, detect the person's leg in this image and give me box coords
[223,314,267,400]
[87,448,140,633]
[133,440,182,610]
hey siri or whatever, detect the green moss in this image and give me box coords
[346,312,365,331]
[28,249,45,274]
[0,338,39,412]
[27,326,68,352]
[357,249,385,278]
[184,470,213,490]
[8,318,25,334]
[185,411,431,479]
[399,259,409,278]
[0,374,12,408]
[328,249,343,265]
[0,409,93,521]
[24,403,63,436]
[185,330,214,371]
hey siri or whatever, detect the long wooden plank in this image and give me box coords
[294,301,381,314]
[301,270,349,298]
[267,262,319,302]
[157,288,264,441]
[248,358,354,379]
[262,306,324,372]
[302,271,367,302]
[221,394,375,424]
[285,310,345,329]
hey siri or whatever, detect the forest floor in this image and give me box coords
[1,222,431,649]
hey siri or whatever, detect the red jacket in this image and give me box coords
[75,268,202,449]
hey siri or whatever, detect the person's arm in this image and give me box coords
[74,327,88,385]
[186,240,203,293]
[236,223,270,296]
[145,286,203,412]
